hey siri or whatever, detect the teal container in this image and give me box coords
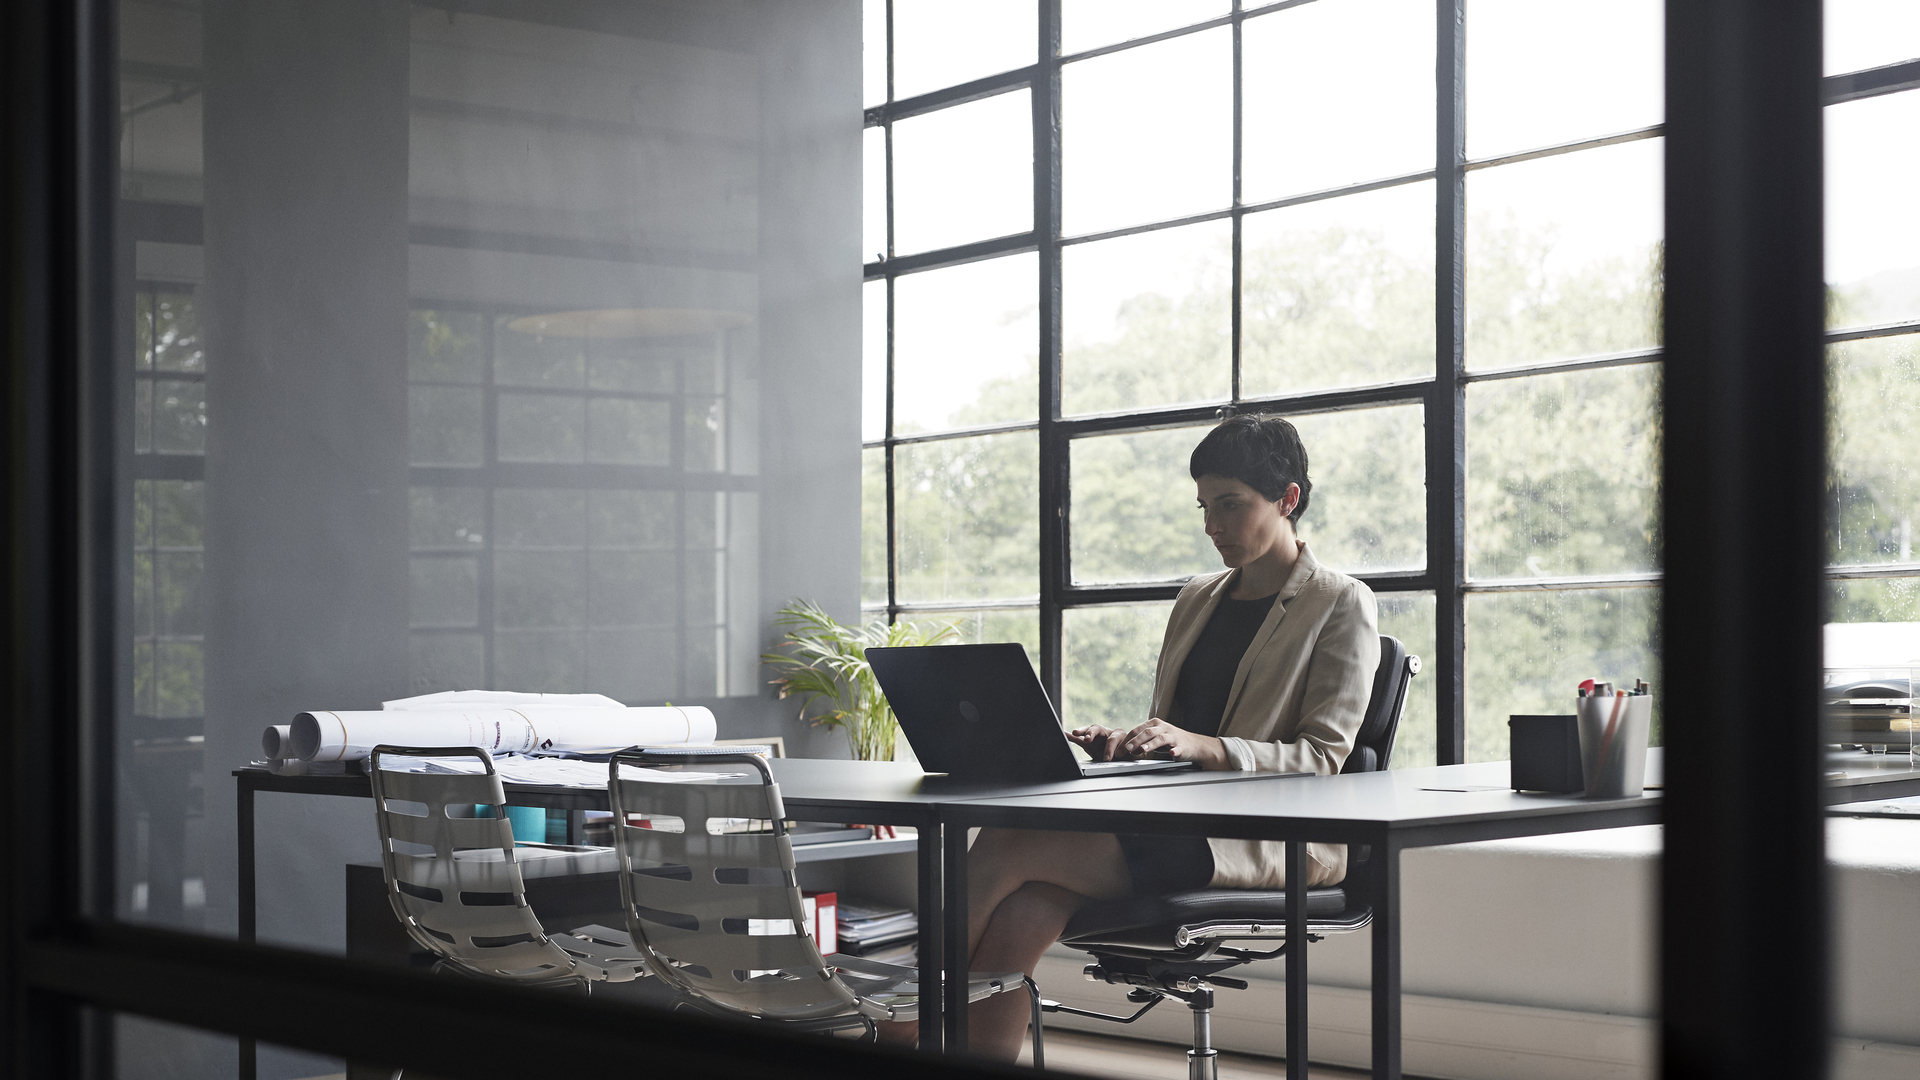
[474,804,549,844]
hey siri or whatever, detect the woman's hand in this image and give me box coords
[1066,724,1129,762]
[1119,718,1232,771]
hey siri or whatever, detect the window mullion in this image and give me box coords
[1036,0,1067,708]
[1430,0,1468,766]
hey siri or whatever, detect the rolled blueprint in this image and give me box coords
[288,704,716,762]
[261,724,295,760]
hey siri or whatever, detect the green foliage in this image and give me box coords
[762,600,959,760]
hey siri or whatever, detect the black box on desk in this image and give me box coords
[1509,715,1583,793]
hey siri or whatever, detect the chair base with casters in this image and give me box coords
[1048,885,1372,1080]
[608,749,1044,1064]
[1044,635,1417,1080]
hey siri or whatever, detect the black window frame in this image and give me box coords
[862,0,1920,764]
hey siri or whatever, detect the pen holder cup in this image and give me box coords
[1576,694,1652,798]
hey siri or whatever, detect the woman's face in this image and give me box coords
[1195,474,1298,568]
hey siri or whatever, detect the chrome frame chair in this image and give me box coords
[608,749,1046,1060]
[1047,635,1420,1080]
[366,744,648,990]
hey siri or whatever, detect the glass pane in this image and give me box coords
[154,481,203,547]
[910,607,1040,664]
[863,279,887,441]
[590,489,676,549]
[1242,0,1434,203]
[1062,602,1173,729]
[863,447,889,605]
[1062,218,1230,416]
[1465,0,1663,160]
[1830,334,1920,565]
[1466,587,1662,762]
[134,288,153,370]
[587,338,677,394]
[892,90,1033,255]
[1061,0,1226,55]
[410,486,486,549]
[1827,0,1920,76]
[895,431,1038,601]
[497,392,586,463]
[152,289,204,371]
[151,378,206,453]
[495,317,586,389]
[588,550,677,627]
[133,379,152,453]
[409,555,479,627]
[494,488,586,547]
[1466,365,1661,579]
[156,551,204,635]
[1062,27,1231,235]
[155,641,204,718]
[407,385,484,465]
[1827,92,1920,330]
[892,0,1035,100]
[1465,139,1663,369]
[1829,576,1920,625]
[1071,426,1216,585]
[591,627,680,700]
[893,253,1038,432]
[1376,592,1437,769]
[1241,181,1436,396]
[587,397,672,465]
[407,308,485,383]
[495,550,586,628]
[865,0,889,106]
[410,631,485,694]
[494,629,587,693]
[1291,405,1428,574]
[864,125,887,261]
[683,396,724,471]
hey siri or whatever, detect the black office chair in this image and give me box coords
[1046,635,1420,1080]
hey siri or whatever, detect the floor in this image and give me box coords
[297,1028,1377,1080]
[1019,1029,1372,1080]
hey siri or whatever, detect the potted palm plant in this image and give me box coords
[762,600,958,761]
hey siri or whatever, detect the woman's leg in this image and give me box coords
[966,880,1096,1061]
[875,828,1131,1055]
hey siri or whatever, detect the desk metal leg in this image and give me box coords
[916,821,944,1054]
[1285,841,1308,1080]
[238,775,257,1080]
[942,823,970,1053]
[1369,839,1401,1080]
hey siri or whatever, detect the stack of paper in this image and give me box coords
[836,896,918,962]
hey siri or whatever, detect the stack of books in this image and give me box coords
[836,897,918,965]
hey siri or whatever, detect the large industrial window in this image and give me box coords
[861,0,1920,764]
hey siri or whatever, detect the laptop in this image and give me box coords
[866,642,1198,784]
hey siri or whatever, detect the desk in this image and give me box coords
[943,752,1920,1080]
[236,752,1920,1077]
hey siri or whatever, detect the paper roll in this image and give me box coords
[288,705,717,762]
[261,725,294,759]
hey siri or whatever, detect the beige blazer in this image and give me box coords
[1148,542,1380,889]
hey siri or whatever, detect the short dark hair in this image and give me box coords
[1189,413,1312,522]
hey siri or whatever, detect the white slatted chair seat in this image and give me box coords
[368,745,648,987]
[608,749,1045,1054]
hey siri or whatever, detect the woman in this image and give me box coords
[897,414,1379,1060]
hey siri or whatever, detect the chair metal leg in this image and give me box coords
[1025,977,1045,1070]
[1187,989,1218,1080]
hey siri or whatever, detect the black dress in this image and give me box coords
[1116,592,1278,894]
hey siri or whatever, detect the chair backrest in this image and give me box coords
[367,745,583,983]
[1341,634,1421,774]
[607,750,859,1021]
